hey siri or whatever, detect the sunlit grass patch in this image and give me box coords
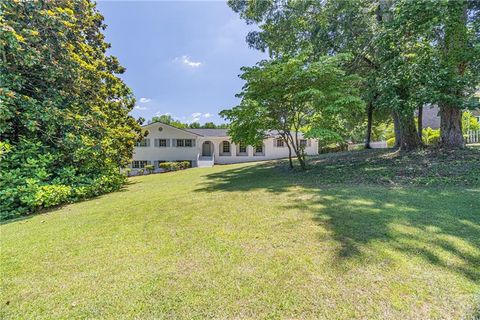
[1,150,479,319]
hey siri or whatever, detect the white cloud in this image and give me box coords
[175,55,203,68]
[203,113,213,118]
[155,112,171,116]
[155,112,171,118]
[134,105,147,111]
[191,112,202,118]
[192,117,200,123]
[139,97,151,103]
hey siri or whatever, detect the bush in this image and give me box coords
[422,128,440,145]
[145,164,155,174]
[386,137,396,148]
[159,162,184,172]
[35,185,72,208]
[319,143,348,154]
[179,161,191,169]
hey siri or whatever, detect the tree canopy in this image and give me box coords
[221,54,364,169]
[149,114,228,129]
[0,0,141,219]
[228,0,480,149]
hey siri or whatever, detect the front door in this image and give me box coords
[202,141,212,156]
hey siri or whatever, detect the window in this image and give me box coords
[175,139,195,147]
[132,160,148,169]
[275,138,284,147]
[237,143,247,156]
[239,143,247,153]
[135,138,150,147]
[254,144,264,156]
[221,141,231,155]
[300,139,307,148]
[155,139,168,147]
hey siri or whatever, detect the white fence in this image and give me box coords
[467,130,480,144]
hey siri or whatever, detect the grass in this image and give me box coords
[1,148,480,319]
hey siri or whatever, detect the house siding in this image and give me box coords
[130,122,319,170]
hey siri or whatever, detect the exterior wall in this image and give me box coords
[131,123,200,169]
[207,137,318,165]
[419,105,480,129]
[421,105,441,129]
[130,122,319,169]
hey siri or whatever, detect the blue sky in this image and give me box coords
[97,1,267,124]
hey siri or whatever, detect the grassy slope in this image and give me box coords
[1,148,479,319]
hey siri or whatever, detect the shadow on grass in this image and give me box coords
[196,162,480,282]
[195,161,295,194]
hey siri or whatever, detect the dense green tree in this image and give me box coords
[203,122,217,129]
[149,114,187,128]
[228,0,402,148]
[149,115,228,129]
[189,122,201,128]
[0,1,141,219]
[221,55,364,170]
[374,0,479,149]
[229,0,479,150]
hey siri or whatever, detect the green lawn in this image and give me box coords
[1,149,480,319]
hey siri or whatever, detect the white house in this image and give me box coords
[129,121,319,171]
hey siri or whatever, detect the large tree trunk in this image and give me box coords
[392,113,401,149]
[393,111,421,150]
[417,105,423,142]
[438,2,467,149]
[439,105,464,148]
[365,103,373,149]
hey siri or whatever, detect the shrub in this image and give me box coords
[386,137,396,148]
[159,162,184,172]
[159,162,172,171]
[137,169,145,175]
[422,128,440,145]
[179,161,191,169]
[145,164,155,174]
[35,185,72,208]
[319,143,348,154]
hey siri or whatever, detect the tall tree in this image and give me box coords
[0,1,141,218]
[228,0,422,150]
[221,55,364,170]
[386,0,480,148]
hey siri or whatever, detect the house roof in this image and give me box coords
[142,121,202,136]
[142,121,304,138]
[184,128,229,137]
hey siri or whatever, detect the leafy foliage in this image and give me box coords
[229,0,480,149]
[221,54,364,169]
[0,1,141,219]
[159,161,190,172]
